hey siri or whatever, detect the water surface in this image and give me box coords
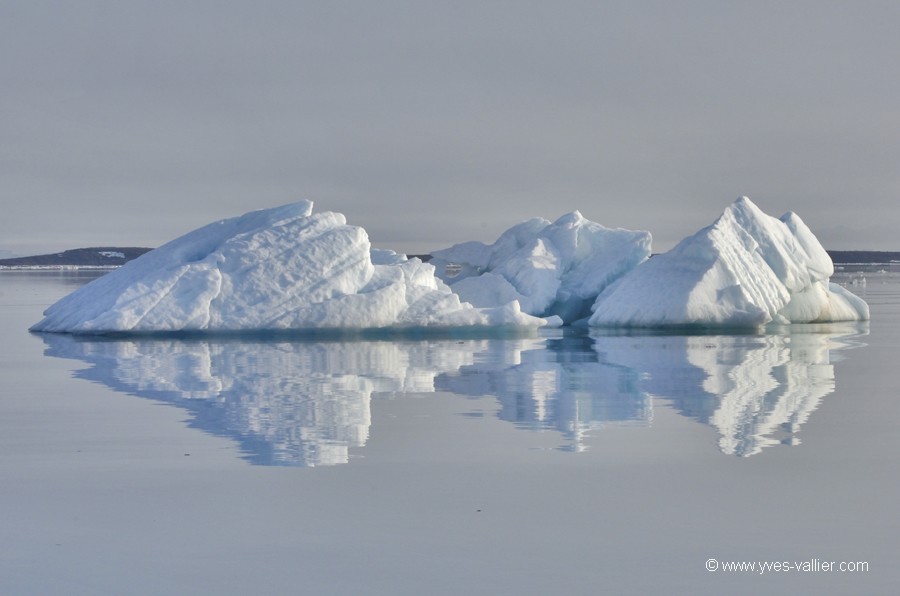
[1,268,898,595]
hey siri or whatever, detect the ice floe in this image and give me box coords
[31,196,868,333]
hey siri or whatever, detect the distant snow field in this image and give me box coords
[30,197,869,334]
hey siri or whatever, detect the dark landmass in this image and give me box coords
[1,248,897,269]
[0,247,152,268]
[827,250,900,264]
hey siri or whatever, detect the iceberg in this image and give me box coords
[589,197,870,328]
[31,202,549,334]
[430,211,652,323]
[30,196,869,334]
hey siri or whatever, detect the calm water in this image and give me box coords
[2,269,899,594]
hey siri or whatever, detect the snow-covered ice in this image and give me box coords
[31,196,868,333]
[31,202,549,334]
[589,197,870,328]
[430,211,651,323]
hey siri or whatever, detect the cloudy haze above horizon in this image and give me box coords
[2,1,899,257]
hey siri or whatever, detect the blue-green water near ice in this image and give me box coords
[1,268,898,595]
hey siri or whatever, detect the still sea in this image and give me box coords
[1,268,898,595]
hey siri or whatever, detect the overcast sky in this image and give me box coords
[2,0,899,257]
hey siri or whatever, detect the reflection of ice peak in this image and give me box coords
[690,331,852,457]
[593,324,866,457]
[42,336,481,467]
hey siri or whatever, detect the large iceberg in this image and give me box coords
[30,196,869,334]
[589,197,870,328]
[430,211,652,323]
[31,202,549,334]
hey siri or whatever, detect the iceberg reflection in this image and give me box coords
[40,323,866,465]
[41,336,478,466]
[590,326,866,457]
[436,334,651,452]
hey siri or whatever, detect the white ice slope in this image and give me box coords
[31,202,548,333]
[589,197,869,328]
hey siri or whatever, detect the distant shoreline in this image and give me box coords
[1,247,898,271]
[826,250,900,264]
[0,247,152,269]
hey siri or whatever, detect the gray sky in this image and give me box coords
[2,0,899,256]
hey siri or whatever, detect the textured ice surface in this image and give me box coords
[430,211,652,323]
[31,197,868,333]
[31,202,548,333]
[589,197,870,328]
